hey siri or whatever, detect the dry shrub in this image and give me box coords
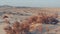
[4,26,16,34]
[4,12,58,34]
[27,16,38,24]
[21,21,30,34]
[12,21,21,34]
[3,15,8,19]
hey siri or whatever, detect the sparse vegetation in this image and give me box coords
[3,12,59,34]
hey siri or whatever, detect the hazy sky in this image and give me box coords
[0,0,60,7]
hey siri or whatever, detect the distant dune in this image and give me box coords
[0,5,60,13]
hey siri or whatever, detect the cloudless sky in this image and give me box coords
[0,0,60,7]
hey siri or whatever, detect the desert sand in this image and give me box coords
[0,7,60,34]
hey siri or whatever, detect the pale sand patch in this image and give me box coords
[45,24,60,34]
[0,23,6,34]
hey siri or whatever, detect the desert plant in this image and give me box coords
[4,12,59,34]
[12,21,21,34]
[4,26,16,34]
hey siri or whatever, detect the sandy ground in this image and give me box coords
[0,23,6,34]
[44,23,60,34]
[0,14,60,34]
[0,8,60,34]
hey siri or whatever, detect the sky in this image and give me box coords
[0,0,60,7]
